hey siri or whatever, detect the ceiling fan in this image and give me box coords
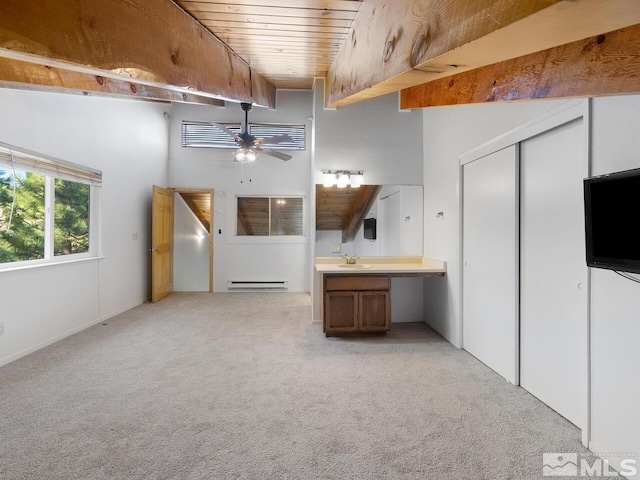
[211,102,293,163]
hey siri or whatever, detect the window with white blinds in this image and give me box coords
[182,121,306,150]
[0,142,100,268]
[0,142,102,185]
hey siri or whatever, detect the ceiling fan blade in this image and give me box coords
[258,147,292,161]
[254,134,293,146]
[209,122,242,142]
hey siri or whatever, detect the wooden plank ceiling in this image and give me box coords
[180,192,212,232]
[176,0,363,90]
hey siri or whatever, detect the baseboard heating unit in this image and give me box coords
[227,280,288,290]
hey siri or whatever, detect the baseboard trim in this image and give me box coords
[0,299,144,368]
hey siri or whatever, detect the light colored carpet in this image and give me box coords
[1,292,595,479]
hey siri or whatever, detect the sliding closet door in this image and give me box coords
[462,145,518,384]
[520,119,587,428]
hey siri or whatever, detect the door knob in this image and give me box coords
[149,248,160,252]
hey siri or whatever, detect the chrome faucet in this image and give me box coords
[344,254,359,264]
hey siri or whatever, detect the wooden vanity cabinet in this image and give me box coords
[323,275,390,336]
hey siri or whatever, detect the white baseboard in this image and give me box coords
[0,299,144,368]
[100,299,145,322]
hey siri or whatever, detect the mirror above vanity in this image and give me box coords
[314,184,423,258]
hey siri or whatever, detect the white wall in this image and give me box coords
[0,89,169,366]
[313,78,423,185]
[168,90,313,292]
[421,99,569,346]
[588,95,640,468]
[173,193,209,291]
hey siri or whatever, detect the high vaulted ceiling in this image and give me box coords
[1,1,640,109]
[176,0,362,90]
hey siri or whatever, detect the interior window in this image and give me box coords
[237,196,304,236]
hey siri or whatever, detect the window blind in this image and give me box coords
[0,141,102,184]
[182,121,306,150]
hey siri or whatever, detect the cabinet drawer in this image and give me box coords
[325,275,390,292]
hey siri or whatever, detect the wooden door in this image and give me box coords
[151,185,174,303]
[462,145,519,384]
[358,291,390,331]
[520,119,587,428]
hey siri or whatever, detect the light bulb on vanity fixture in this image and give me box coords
[323,172,337,187]
[350,173,364,188]
[337,173,350,188]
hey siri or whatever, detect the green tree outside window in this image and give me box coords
[54,178,89,256]
[0,169,45,263]
[0,170,90,263]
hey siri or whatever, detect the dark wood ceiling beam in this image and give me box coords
[0,0,275,107]
[326,0,640,108]
[401,25,640,109]
[342,185,381,243]
[0,57,224,106]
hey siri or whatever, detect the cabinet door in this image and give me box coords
[325,291,358,333]
[358,291,390,331]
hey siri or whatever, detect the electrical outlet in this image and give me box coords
[0,322,4,335]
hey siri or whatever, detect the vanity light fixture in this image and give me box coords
[322,170,364,188]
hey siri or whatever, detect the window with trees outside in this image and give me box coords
[0,143,101,268]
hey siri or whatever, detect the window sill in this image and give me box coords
[0,255,105,275]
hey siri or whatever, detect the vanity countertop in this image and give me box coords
[314,257,446,276]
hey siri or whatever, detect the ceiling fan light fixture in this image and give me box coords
[234,147,258,163]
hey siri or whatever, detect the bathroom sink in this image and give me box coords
[336,264,372,269]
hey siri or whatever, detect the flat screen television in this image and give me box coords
[363,218,376,240]
[584,167,640,273]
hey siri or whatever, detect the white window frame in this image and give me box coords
[229,194,307,244]
[0,142,102,272]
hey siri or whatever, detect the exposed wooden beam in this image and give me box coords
[326,0,640,108]
[401,25,640,109]
[342,185,381,243]
[0,57,224,106]
[0,0,275,107]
